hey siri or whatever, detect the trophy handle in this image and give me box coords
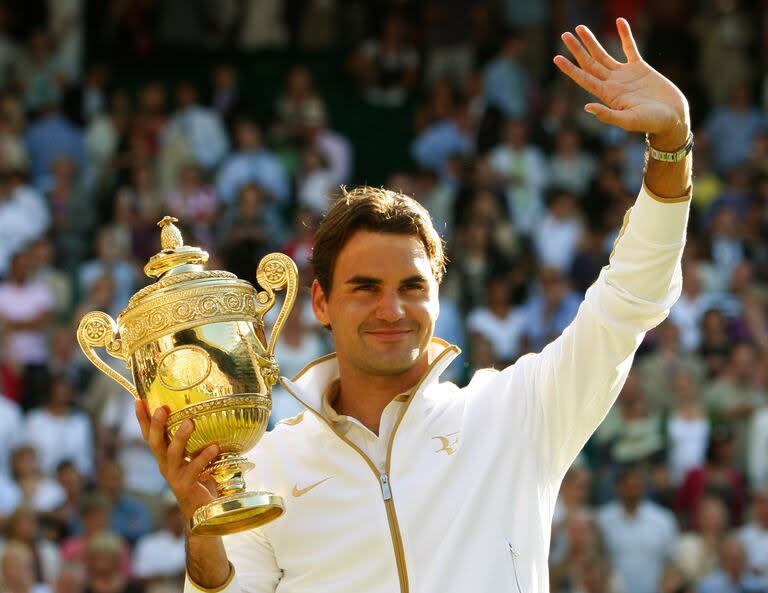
[256,253,299,357]
[76,311,139,400]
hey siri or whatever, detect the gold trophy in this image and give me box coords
[77,217,298,535]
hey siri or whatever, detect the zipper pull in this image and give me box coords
[380,473,392,500]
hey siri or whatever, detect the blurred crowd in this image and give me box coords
[1,1,768,593]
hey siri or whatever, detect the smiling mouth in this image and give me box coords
[364,330,413,341]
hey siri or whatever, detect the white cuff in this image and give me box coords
[628,182,691,246]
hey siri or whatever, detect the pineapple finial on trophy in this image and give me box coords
[158,216,183,250]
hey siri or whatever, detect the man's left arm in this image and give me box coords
[520,19,692,480]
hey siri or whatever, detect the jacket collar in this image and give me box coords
[279,337,461,416]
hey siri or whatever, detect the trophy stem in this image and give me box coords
[190,453,285,536]
[208,453,254,498]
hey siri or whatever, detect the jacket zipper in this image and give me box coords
[281,346,459,593]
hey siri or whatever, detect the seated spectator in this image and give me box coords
[482,29,531,119]
[295,146,335,216]
[3,506,60,584]
[61,495,131,578]
[738,485,768,577]
[54,461,85,538]
[0,540,51,593]
[163,162,217,249]
[677,425,747,529]
[488,118,546,234]
[546,127,596,197]
[91,459,151,546]
[672,496,728,583]
[0,248,54,408]
[597,465,679,593]
[298,104,352,187]
[161,82,229,174]
[521,266,580,353]
[5,446,66,515]
[667,371,710,486]
[697,536,767,593]
[533,189,584,273]
[215,116,289,206]
[704,83,766,174]
[466,270,526,369]
[669,262,710,353]
[82,531,143,593]
[209,64,242,127]
[132,494,186,589]
[0,393,22,476]
[274,65,327,147]
[23,94,84,192]
[703,342,766,469]
[697,309,732,381]
[24,375,93,478]
[410,104,473,177]
[348,15,419,107]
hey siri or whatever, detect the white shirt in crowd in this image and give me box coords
[533,213,583,272]
[466,306,526,362]
[23,409,93,477]
[0,279,55,365]
[667,414,710,484]
[0,473,66,516]
[749,406,768,488]
[0,184,49,276]
[738,522,768,577]
[133,529,186,579]
[0,396,22,477]
[101,394,166,495]
[597,500,679,593]
[488,144,546,234]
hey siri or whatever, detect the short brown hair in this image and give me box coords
[311,186,445,293]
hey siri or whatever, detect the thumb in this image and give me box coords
[584,103,640,131]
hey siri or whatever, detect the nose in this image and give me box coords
[375,290,405,323]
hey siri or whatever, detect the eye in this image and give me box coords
[354,284,377,292]
[402,283,425,292]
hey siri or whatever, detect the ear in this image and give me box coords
[311,279,331,327]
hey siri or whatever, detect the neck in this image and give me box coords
[333,356,428,435]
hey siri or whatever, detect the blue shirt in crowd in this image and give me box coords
[25,112,85,191]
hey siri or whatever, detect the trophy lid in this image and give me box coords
[144,216,209,278]
[121,217,238,316]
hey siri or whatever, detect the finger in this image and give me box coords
[561,32,610,80]
[553,55,604,98]
[167,418,194,471]
[616,18,641,62]
[575,25,621,69]
[182,444,220,484]
[135,400,150,441]
[584,103,642,131]
[147,406,170,464]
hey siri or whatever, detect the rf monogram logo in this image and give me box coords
[432,431,461,456]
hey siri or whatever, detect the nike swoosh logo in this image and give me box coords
[292,476,334,497]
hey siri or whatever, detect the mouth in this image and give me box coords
[363,329,414,342]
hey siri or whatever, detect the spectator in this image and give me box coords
[666,371,710,485]
[738,485,768,577]
[132,494,186,588]
[521,266,580,353]
[4,506,60,585]
[410,104,473,177]
[697,536,767,593]
[488,118,546,234]
[546,127,597,197]
[0,392,22,476]
[0,540,51,593]
[209,64,242,126]
[77,226,138,314]
[92,459,151,546]
[296,146,335,216]
[750,405,768,489]
[274,65,327,148]
[24,94,84,192]
[482,29,532,119]
[673,496,728,583]
[299,103,352,187]
[533,189,584,273]
[163,162,217,249]
[677,425,747,529]
[82,531,143,593]
[24,375,93,478]
[704,83,766,174]
[6,446,66,515]
[597,465,679,593]
[215,117,289,206]
[348,14,419,107]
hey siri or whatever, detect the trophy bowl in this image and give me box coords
[76,217,298,535]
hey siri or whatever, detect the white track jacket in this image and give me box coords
[185,184,691,593]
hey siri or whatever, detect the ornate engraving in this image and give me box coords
[166,395,272,426]
[120,285,265,352]
[126,270,237,313]
[158,345,213,391]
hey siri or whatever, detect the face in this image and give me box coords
[312,231,439,380]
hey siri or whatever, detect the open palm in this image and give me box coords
[554,18,689,146]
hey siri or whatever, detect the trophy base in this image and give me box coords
[191,491,285,536]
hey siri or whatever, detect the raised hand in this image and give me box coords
[554,18,690,150]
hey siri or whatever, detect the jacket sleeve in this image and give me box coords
[516,183,690,481]
[183,528,282,593]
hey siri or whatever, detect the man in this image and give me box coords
[137,19,693,593]
[596,465,679,593]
